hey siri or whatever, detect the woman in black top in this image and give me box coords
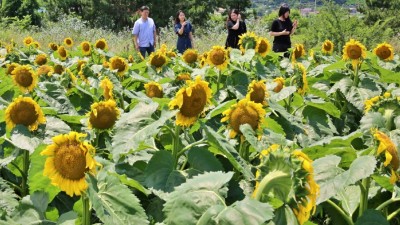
[270,4,298,57]
[225,9,247,49]
[174,10,194,54]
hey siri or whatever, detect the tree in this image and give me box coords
[359,0,400,33]
[0,0,41,26]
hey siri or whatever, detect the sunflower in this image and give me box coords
[48,42,58,51]
[109,56,128,77]
[76,60,87,72]
[182,49,198,64]
[41,132,98,196]
[32,41,40,49]
[176,73,191,81]
[255,37,270,57]
[149,51,168,72]
[80,41,91,56]
[95,38,108,50]
[221,98,266,138]
[246,80,268,105]
[342,39,366,69]
[373,130,399,184]
[11,65,38,92]
[294,63,309,95]
[169,76,212,127]
[144,81,163,98]
[102,60,109,68]
[273,77,285,93]
[100,77,114,100]
[128,55,134,63]
[37,65,54,76]
[57,46,68,61]
[53,64,65,75]
[23,36,34,47]
[6,63,19,75]
[5,96,46,131]
[292,44,306,62]
[238,32,258,52]
[321,40,334,55]
[373,42,394,61]
[34,53,48,65]
[207,46,229,70]
[63,37,74,48]
[88,100,120,130]
[292,150,319,225]
[364,96,381,113]
[167,50,177,58]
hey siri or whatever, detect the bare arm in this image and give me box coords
[178,22,186,35]
[290,20,298,35]
[153,30,157,48]
[269,30,290,37]
[230,14,241,30]
[133,35,139,50]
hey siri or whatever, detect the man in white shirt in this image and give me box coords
[132,6,157,58]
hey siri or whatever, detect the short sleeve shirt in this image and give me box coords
[132,18,156,47]
[270,19,292,45]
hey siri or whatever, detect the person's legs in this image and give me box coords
[139,47,147,58]
[147,44,155,55]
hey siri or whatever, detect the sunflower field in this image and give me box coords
[0,32,400,225]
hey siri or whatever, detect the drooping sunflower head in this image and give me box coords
[5,96,46,131]
[273,77,285,93]
[11,65,38,92]
[88,100,120,130]
[34,53,48,65]
[100,77,114,100]
[364,93,400,124]
[37,65,54,77]
[63,37,74,48]
[255,37,270,57]
[109,56,128,77]
[373,130,399,184]
[32,41,40,49]
[144,81,163,98]
[373,42,394,61]
[182,49,198,64]
[53,64,65,75]
[167,50,177,58]
[48,42,58,51]
[6,63,19,75]
[342,39,366,61]
[149,51,168,72]
[169,76,212,127]
[238,32,258,52]
[57,46,68,61]
[95,38,108,50]
[80,41,91,56]
[207,46,229,70]
[294,63,308,95]
[23,36,34,47]
[292,44,306,62]
[321,40,334,55]
[246,80,268,105]
[41,132,98,196]
[221,98,266,138]
[176,73,191,81]
[291,150,320,225]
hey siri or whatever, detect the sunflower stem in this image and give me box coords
[82,194,91,225]
[216,70,222,93]
[376,197,400,211]
[352,61,360,86]
[118,92,125,111]
[177,139,207,156]
[21,150,30,197]
[327,199,354,225]
[388,207,400,221]
[172,125,181,169]
[358,178,370,218]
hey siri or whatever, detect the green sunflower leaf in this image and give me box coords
[36,81,78,115]
[111,102,175,162]
[163,171,233,225]
[196,197,274,225]
[355,209,389,225]
[86,171,149,225]
[187,147,224,172]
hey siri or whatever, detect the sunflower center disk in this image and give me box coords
[250,85,265,104]
[10,102,38,126]
[258,42,268,53]
[54,144,86,180]
[90,106,117,130]
[147,85,163,98]
[211,51,225,65]
[348,46,361,59]
[151,55,166,67]
[16,69,33,87]
[180,86,207,117]
[230,105,259,133]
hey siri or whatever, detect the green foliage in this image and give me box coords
[359,0,400,34]
[0,0,41,27]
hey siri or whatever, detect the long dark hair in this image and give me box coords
[226,9,240,28]
[278,4,290,17]
[175,10,185,24]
